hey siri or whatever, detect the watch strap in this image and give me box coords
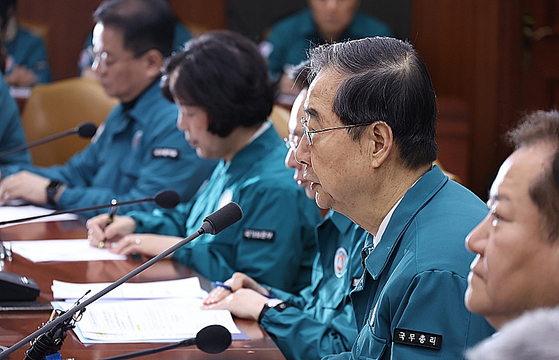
[46,180,62,206]
[258,298,289,323]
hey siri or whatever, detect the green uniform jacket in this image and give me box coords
[324,166,495,360]
[261,211,365,360]
[129,123,321,293]
[1,80,217,218]
[264,8,393,80]
[5,27,52,84]
[0,75,31,165]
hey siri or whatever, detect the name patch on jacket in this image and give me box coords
[393,328,442,350]
[243,229,275,242]
[152,148,179,159]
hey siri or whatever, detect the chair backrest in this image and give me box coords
[269,104,290,140]
[20,77,118,166]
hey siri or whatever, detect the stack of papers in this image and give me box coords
[0,205,78,228]
[11,239,127,262]
[51,277,206,300]
[51,278,246,343]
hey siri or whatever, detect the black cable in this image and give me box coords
[99,339,193,360]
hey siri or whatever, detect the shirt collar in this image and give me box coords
[373,177,421,247]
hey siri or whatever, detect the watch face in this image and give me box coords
[266,298,283,308]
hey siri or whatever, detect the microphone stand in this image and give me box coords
[0,227,207,360]
[0,128,80,159]
[0,197,157,227]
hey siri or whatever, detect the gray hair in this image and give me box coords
[466,306,559,360]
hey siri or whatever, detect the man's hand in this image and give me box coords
[0,171,50,204]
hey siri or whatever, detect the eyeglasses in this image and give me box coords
[284,135,300,152]
[300,117,374,145]
[88,46,136,72]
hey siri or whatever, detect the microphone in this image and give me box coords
[0,190,180,227]
[196,324,232,354]
[0,122,97,159]
[97,325,232,360]
[201,202,243,235]
[0,203,242,360]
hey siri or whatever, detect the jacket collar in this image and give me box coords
[364,165,448,279]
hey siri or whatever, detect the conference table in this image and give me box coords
[0,219,285,359]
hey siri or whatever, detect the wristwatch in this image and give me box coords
[46,180,63,206]
[258,298,289,323]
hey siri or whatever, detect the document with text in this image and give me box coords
[53,298,245,343]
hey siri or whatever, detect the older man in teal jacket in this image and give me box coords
[0,0,216,217]
[296,37,495,359]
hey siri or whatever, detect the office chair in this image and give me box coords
[269,105,290,140]
[20,77,118,166]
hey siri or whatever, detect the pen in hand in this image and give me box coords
[98,200,118,249]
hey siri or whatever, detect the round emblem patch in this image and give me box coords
[334,247,348,278]
[218,189,233,209]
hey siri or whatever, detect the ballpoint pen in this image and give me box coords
[98,199,118,249]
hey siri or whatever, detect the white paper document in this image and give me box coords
[52,298,245,343]
[52,277,207,300]
[11,239,127,262]
[0,205,78,228]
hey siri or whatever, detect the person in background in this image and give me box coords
[78,0,191,79]
[0,73,31,165]
[0,0,216,218]
[202,61,365,360]
[464,110,559,353]
[87,30,321,294]
[0,22,30,166]
[262,0,393,100]
[296,36,494,359]
[0,0,51,86]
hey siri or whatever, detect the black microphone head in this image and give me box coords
[196,325,231,354]
[201,202,243,235]
[154,190,180,209]
[76,122,97,138]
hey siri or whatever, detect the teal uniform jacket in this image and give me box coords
[324,166,495,360]
[0,75,32,165]
[1,80,217,218]
[128,123,322,293]
[260,211,366,360]
[5,27,52,84]
[264,8,393,80]
[78,23,191,74]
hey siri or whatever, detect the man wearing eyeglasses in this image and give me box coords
[0,0,216,217]
[295,36,495,359]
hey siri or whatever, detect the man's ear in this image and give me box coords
[143,49,164,78]
[364,121,393,168]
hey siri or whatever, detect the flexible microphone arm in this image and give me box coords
[0,202,242,360]
[0,122,97,159]
[98,325,232,360]
[0,190,179,227]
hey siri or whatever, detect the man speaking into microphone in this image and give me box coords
[0,0,216,217]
